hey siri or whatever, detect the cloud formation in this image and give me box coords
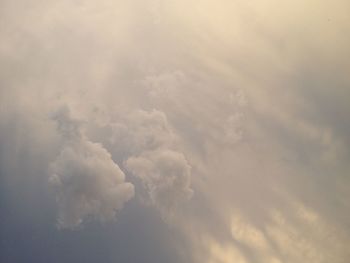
[126,149,193,217]
[49,107,134,228]
[1,0,350,262]
[106,109,194,216]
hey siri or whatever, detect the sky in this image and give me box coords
[0,0,350,262]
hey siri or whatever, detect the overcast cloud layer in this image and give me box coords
[1,0,350,262]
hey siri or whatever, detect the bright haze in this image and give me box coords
[1,0,349,262]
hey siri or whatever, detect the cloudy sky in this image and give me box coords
[1,0,350,262]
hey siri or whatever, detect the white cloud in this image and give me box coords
[110,109,176,155]
[0,0,349,262]
[126,149,193,217]
[49,107,134,228]
[106,109,194,216]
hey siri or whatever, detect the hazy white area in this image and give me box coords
[1,0,349,262]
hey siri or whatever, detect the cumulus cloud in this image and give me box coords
[126,149,193,217]
[49,107,134,228]
[1,0,350,262]
[105,109,194,216]
[110,109,176,155]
